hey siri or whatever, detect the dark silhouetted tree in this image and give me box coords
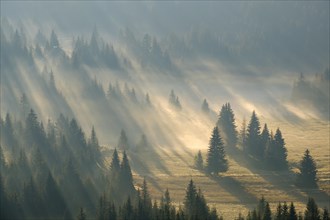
[246,111,261,157]
[119,151,135,196]
[217,103,238,147]
[206,127,228,174]
[289,202,298,220]
[304,197,320,220]
[322,208,329,220]
[263,202,272,220]
[239,118,247,148]
[296,149,318,188]
[260,124,270,158]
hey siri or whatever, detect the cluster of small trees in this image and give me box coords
[78,178,221,220]
[243,196,329,220]
[169,89,182,110]
[242,111,288,170]
[194,103,319,189]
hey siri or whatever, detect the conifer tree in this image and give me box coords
[217,103,238,147]
[77,207,87,220]
[289,202,298,220]
[263,202,272,220]
[273,128,288,169]
[201,99,210,113]
[260,124,270,158]
[119,151,135,195]
[322,208,329,220]
[246,111,261,156]
[194,150,204,170]
[239,118,247,148]
[206,127,228,174]
[118,129,129,151]
[296,149,318,188]
[184,179,197,219]
[304,197,320,220]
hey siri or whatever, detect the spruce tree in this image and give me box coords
[304,197,320,220]
[118,129,129,151]
[206,127,228,174]
[184,179,197,219]
[194,150,204,170]
[322,208,329,220]
[263,202,272,220]
[260,124,270,158]
[239,118,247,148]
[273,128,288,169]
[119,151,135,195]
[289,202,298,220]
[246,111,261,157]
[217,103,238,147]
[296,149,318,188]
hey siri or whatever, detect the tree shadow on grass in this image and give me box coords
[209,174,259,208]
[225,146,326,204]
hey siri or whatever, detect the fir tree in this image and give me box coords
[120,151,135,195]
[246,111,261,157]
[194,150,204,170]
[304,197,320,220]
[296,149,318,188]
[206,127,228,174]
[263,202,272,220]
[322,208,329,220]
[217,102,238,147]
[118,129,129,151]
[184,179,197,218]
[289,202,298,220]
[239,118,247,148]
[260,124,270,158]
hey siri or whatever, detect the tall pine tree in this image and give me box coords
[296,149,318,188]
[206,127,228,174]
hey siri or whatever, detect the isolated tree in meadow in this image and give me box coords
[296,149,318,188]
[217,102,238,147]
[304,197,321,220]
[246,111,261,157]
[206,126,228,174]
[194,150,204,170]
[201,98,210,113]
[265,128,288,170]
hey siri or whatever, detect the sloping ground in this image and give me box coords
[124,118,329,219]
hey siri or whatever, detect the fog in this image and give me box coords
[0,1,329,219]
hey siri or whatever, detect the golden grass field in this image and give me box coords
[123,117,329,219]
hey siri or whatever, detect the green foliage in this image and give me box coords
[206,127,228,174]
